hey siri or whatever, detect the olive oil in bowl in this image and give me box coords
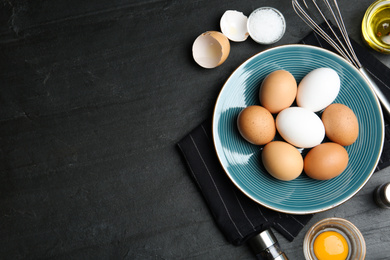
[362,0,390,53]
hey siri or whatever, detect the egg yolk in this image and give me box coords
[313,231,349,260]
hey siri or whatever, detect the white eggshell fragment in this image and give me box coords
[192,31,230,69]
[276,107,325,148]
[296,68,340,112]
[220,10,249,42]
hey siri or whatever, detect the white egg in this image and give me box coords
[296,68,340,112]
[220,10,249,42]
[276,107,325,148]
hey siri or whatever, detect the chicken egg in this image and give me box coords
[192,31,230,69]
[296,68,340,112]
[304,142,349,180]
[259,70,297,114]
[276,107,325,148]
[262,141,303,181]
[322,103,359,146]
[237,105,275,145]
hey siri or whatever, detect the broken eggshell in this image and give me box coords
[192,31,230,69]
[220,10,249,42]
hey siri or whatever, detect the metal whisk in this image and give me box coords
[292,0,390,120]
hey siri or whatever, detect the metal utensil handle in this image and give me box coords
[359,67,390,121]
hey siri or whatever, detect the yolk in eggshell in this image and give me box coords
[313,231,349,260]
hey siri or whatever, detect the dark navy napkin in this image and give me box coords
[177,119,313,246]
[177,30,390,247]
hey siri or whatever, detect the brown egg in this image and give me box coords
[259,70,297,114]
[322,103,359,146]
[237,105,275,145]
[262,141,303,181]
[304,142,349,180]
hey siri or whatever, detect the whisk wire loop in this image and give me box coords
[327,0,362,68]
[292,0,390,121]
[292,0,361,68]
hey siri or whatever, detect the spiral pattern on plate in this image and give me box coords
[212,45,384,214]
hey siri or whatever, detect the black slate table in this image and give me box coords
[1,0,390,259]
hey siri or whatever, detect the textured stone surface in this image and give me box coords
[1,0,389,259]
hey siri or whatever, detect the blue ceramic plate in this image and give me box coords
[212,44,384,214]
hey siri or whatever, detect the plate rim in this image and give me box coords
[212,44,385,214]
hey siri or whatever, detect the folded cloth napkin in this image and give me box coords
[177,119,313,246]
[177,30,390,247]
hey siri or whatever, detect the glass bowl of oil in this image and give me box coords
[362,0,390,54]
[303,217,366,260]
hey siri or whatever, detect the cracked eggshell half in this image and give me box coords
[220,10,249,42]
[192,31,230,69]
